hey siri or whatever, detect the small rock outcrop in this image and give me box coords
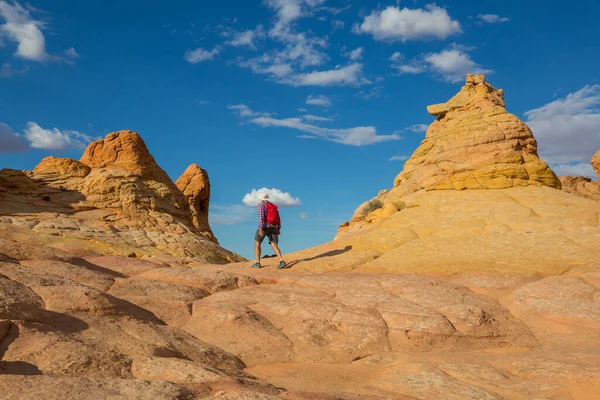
[175,164,216,243]
[0,131,242,263]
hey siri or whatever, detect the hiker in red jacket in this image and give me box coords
[252,192,286,269]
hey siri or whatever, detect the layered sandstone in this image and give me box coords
[592,150,600,176]
[175,164,216,243]
[559,175,600,201]
[339,74,561,234]
[0,131,242,263]
[558,150,600,201]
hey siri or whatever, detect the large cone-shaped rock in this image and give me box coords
[394,74,560,196]
[0,131,242,263]
[175,164,217,243]
[339,75,563,236]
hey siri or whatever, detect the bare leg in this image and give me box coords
[270,242,284,262]
[255,241,262,264]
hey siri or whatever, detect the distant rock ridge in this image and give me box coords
[339,74,562,236]
[0,130,241,263]
[558,150,600,202]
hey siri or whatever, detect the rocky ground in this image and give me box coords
[1,75,599,399]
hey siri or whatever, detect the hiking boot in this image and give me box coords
[252,262,262,268]
[277,261,286,269]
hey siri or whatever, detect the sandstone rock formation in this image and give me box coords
[0,130,242,263]
[175,164,216,243]
[558,150,600,201]
[339,74,561,235]
[592,150,600,176]
[559,175,600,201]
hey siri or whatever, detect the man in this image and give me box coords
[252,192,286,269]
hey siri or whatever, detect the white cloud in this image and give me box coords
[390,52,402,62]
[393,46,491,83]
[249,115,401,146]
[407,124,429,132]
[302,114,333,122]
[288,63,366,86]
[525,85,600,165]
[23,122,93,150]
[347,47,364,60]
[551,163,598,179]
[390,52,425,74]
[64,47,79,58]
[424,48,492,83]
[226,25,265,50]
[355,4,461,41]
[389,155,409,161]
[242,187,302,207]
[0,122,28,152]
[184,47,220,63]
[299,211,309,218]
[0,1,48,61]
[306,94,331,107]
[237,1,335,85]
[331,19,344,32]
[227,104,271,118]
[478,14,509,24]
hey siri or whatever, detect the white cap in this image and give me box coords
[259,192,270,201]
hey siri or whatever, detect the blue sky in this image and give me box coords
[1,0,599,259]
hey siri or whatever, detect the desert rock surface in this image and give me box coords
[1,76,599,399]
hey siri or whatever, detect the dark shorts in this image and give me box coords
[255,227,279,244]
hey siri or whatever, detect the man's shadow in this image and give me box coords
[284,245,352,269]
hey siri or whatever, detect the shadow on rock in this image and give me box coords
[285,246,353,269]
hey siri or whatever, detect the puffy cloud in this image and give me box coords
[478,14,510,24]
[345,47,364,61]
[184,47,220,63]
[525,85,600,164]
[0,1,48,61]
[355,4,461,41]
[242,187,302,207]
[225,25,265,50]
[23,122,93,150]
[0,122,28,152]
[392,47,492,83]
[389,155,408,161]
[424,49,491,82]
[306,94,331,107]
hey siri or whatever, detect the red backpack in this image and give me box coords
[265,202,280,226]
